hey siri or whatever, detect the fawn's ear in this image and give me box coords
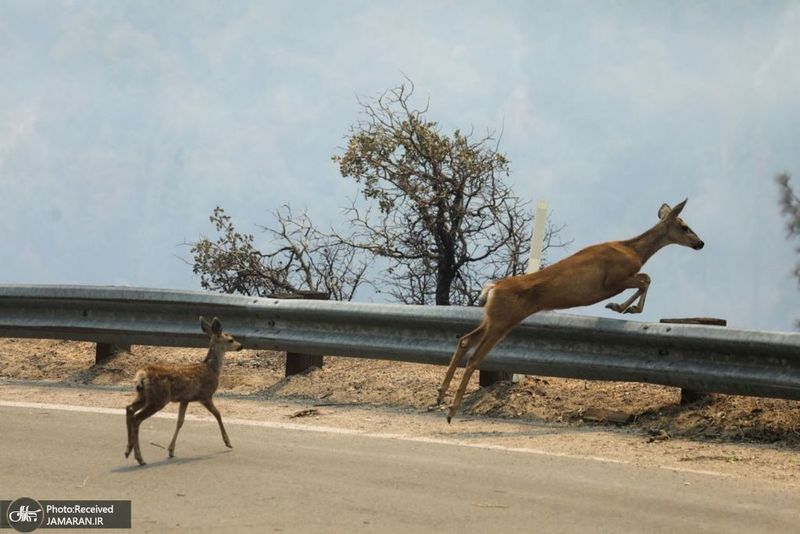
[200,316,212,334]
[211,317,222,335]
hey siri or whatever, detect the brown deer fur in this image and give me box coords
[438,199,704,422]
[124,316,242,465]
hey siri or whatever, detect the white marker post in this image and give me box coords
[513,198,549,383]
[527,199,550,274]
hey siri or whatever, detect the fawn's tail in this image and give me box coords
[134,370,148,393]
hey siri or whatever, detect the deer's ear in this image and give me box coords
[658,203,671,220]
[200,316,211,334]
[668,198,688,219]
[211,317,222,335]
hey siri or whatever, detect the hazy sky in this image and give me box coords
[2,1,799,331]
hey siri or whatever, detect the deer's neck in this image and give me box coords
[622,222,669,265]
[203,348,225,374]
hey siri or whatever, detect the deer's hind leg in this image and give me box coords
[131,399,169,466]
[447,325,510,423]
[437,323,485,405]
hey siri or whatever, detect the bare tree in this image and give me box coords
[333,81,567,305]
[190,206,367,301]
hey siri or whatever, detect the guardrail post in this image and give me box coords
[95,342,130,364]
[273,291,330,377]
[479,369,513,387]
[660,317,727,404]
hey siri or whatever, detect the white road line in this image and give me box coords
[0,399,729,478]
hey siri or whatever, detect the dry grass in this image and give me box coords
[2,337,800,446]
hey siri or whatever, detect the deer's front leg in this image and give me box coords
[125,398,146,458]
[605,273,651,314]
[168,401,188,458]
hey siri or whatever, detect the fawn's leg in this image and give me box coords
[201,398,231,448]
[124,397,146,458]
[168,401,189,458]
[131,400,168,466]
[447,327,509,423]
[437,324,485,405]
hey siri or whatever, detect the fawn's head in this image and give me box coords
[200,316,243,352]
[657,199,704,250]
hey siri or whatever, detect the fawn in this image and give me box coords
[124,316,242,465]
[438,199,704,422]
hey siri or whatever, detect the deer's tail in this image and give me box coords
[134,370,148,393]
[477,282,497,307]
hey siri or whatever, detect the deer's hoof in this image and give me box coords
[136,459,146,466]
[446,415,452,424]
[225,443,233,449]
[605,303,621,312]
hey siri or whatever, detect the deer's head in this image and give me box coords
[200,316,243,352]
[658,199,704,250]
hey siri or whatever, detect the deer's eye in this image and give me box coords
[681,226,690,233]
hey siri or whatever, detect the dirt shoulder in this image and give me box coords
[2,338,800,487]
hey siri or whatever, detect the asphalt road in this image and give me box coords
[2,403,799,533]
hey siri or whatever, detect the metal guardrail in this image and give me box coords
[0,285,799,400]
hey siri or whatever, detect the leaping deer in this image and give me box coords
[438,199,704,423]
[125,316,242,465]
